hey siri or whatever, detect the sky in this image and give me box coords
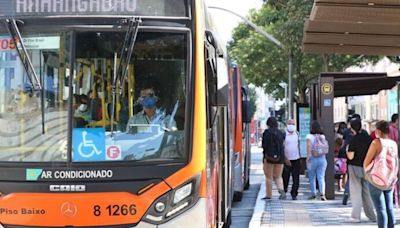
[206,0,263,45]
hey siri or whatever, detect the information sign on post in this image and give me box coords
[297,105,310,158]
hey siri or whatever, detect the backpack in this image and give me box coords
[311,134,329,157]
[263,129,283,163]
[365,139,399,191]
[334,157,347,175]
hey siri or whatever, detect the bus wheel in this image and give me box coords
[223,211,231,228]
[244,178,250,190]
[233,191,243,202]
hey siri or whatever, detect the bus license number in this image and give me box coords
[93,204,137,216]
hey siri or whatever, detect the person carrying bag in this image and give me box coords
[364,120,399,228]
[261,117,286,200]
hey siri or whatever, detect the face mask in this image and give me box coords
[142,96,156,108]
[287,124,296,132]
[78,104,88,112]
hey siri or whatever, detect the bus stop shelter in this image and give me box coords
[302,0,400,199]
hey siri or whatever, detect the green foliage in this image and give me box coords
[228,1,380,103]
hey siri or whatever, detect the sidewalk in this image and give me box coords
[248,148,400,228]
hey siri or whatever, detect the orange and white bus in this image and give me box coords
[0,0,239,227]
[229,64,251,201]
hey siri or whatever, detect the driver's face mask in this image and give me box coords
[141,95,156,109]
[78,104,88,112]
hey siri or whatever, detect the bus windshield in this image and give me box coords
[0,26,188,163]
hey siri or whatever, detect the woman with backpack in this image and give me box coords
[306,120,328,201]
[346,118,376,223]
[364,121,398,228]
[262,117,286,200]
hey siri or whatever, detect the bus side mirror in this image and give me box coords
[205,30,228,107]
[242,93,252,123]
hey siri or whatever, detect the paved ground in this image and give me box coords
[230,145,264,228]
[246,146,400,228]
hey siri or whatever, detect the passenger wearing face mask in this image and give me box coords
[282,119,301,200]
[126,87,176,132]
[74,94,91,127]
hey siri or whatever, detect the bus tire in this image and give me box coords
[223,211,231,228]
[244,178,250,190]
[233,191,243,202]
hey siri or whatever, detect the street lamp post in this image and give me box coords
[279,82,288,121]
[208,6,283,48]
[208,6,294,119]
[288,52,293,119]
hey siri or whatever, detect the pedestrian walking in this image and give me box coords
[335,122,347,191]
[306,120,328,201]
[341,113,366,205]
[282,119,301,200]
[346,118,376,222]
[262,117,286,200]
[364,120,398,228]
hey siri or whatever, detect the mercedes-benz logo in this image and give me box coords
[61,202,77,218]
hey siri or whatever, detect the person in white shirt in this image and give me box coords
[282,119,301,200]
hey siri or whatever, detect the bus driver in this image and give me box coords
[126,87,177,132]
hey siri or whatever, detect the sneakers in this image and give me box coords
[320,195,327,201]
[307,195,316,200]
[349,217,361,223]
[342,193,349,205]
[291,195,297,200]
[261,196,271,200]
[278,189,286,200]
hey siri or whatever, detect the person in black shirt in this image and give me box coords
[347,118,376,222]
[341,113,367,205]
[261,117,286,200]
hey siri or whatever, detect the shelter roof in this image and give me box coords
[320,72,400,97]
[302,0,400,55]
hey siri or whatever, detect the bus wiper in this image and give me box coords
[5,19,42,91]
[115,17,141,89]
[110,17,141,136]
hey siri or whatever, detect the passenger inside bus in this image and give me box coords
[73,94,90,127]
[126,86,177,133]
[87,89,102,122]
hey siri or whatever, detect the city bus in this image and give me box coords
[229,64,251,201]
[0,0,236,227]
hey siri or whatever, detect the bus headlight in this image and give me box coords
[173,182,192,204]
[143,174,200,224]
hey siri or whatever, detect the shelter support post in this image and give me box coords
[319,75,335,199]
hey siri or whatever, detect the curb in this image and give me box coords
[248,178,265,228]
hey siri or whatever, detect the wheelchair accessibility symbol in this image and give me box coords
[72,128,105,162]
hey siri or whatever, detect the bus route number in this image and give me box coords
[0,38,16,51]
[93,204,137,216]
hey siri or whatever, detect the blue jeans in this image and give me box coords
[308,156,327,195]
[368,183,396,228]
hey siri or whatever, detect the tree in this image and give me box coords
[228,0,379,103]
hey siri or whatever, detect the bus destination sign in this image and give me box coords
[0,0,187,17]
